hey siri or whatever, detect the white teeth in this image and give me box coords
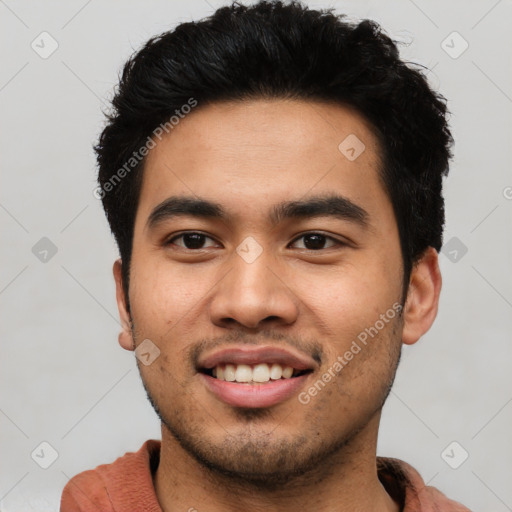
[252,363,270,382]
[211,363,297,383]
[269,363,283,380]
[282,366,293,379]
[224,364,236,382]
[234,364,252,383]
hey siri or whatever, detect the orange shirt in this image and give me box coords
[60,440,471,511]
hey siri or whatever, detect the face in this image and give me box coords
[114,99,439,484]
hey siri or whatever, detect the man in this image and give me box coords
[61,1,471,510]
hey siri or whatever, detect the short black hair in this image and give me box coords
[95,0,453,312]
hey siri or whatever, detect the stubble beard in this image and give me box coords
[133,317,403,489]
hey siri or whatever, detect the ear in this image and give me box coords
[113,258,135,351]
[401,247,442,346]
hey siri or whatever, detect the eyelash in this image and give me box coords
[164,231,345,251]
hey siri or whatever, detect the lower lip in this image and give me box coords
[200,373,310,408]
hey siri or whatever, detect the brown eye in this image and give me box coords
[167,232,218,249]
[290,233,341,250]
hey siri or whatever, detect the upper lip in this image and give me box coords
[197,345,318,371]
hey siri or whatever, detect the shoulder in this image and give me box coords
[60,439,161,512]
[377,456,472,511]
[60,468,113,511]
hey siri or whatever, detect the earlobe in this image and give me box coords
[113,258,135,351]
[401,247,442,346]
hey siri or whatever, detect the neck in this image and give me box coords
[154,413,399,512]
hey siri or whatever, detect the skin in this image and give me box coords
[113,99,442,512]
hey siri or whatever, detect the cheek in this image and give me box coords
[293,260,402,387]
[295,260,399,329]
[129,258,206,331]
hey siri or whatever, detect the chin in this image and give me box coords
[161,407,355,488]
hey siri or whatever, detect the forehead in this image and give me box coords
[136,98,390,229]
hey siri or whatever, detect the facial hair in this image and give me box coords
[132,317,403,490]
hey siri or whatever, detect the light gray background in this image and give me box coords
[1,0,511,510]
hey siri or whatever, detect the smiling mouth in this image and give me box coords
[200,363,312,384]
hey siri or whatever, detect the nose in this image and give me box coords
[209,247,299,330]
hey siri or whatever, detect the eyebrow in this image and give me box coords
[146,194,370,231]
